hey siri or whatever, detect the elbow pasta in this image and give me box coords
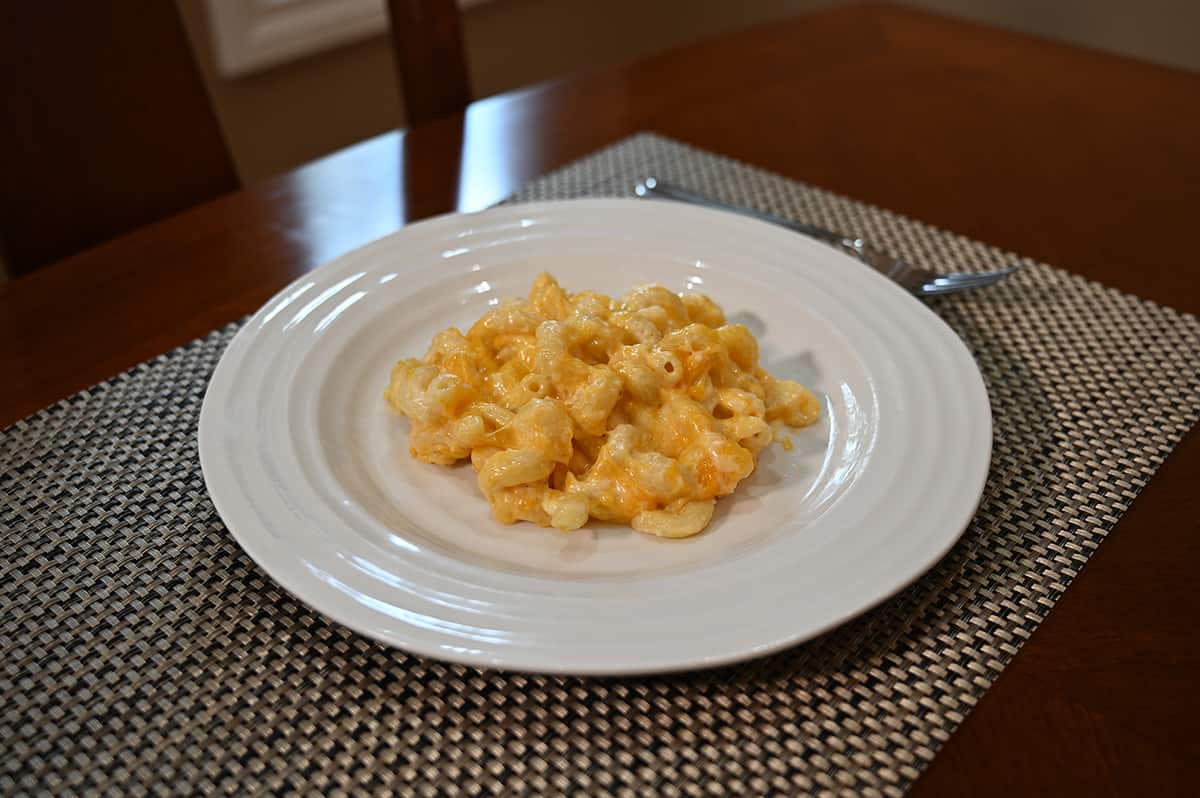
[385,273,820,538]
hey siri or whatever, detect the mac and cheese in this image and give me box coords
[385,273,819,538]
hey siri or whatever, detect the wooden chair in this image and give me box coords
[0,2,239,278]
[1,1,471,278]
[385,0,473,126]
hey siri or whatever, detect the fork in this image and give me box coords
[634,178,1018,296]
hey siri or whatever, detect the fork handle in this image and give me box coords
[635,178,851,249]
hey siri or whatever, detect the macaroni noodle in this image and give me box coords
[385,273,820,538]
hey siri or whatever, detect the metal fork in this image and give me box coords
[634,178,1019,296]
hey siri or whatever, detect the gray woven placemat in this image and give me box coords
[3,133,1198,797]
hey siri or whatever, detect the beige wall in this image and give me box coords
[178,0,1200,184]
[903,0,1200,74]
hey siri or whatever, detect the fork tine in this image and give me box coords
[918,270,1015,295]
[923,267,1019,291]
[937,266,1021,284]
[918,281,992,296]
[926,275,1002,291]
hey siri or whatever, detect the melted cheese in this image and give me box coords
[384,273,820,538]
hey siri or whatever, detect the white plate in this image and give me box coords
[199,198,991,675]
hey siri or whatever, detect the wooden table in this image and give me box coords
[3,3,1197,794]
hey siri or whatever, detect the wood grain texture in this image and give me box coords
[0,1,238,276]
[1,4,1196,793]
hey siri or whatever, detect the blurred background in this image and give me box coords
[2,0,1196,281]
[179,0,1199,182]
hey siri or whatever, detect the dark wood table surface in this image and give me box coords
[3,3,1197,794]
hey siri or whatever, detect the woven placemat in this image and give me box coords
[3,133,1198,797]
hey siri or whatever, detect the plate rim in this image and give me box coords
[199,197,992,675]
